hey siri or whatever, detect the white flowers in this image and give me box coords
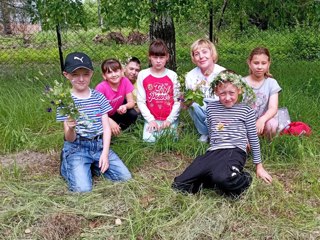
[211,70,256,104]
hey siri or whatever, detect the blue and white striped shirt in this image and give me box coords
[207,101,261,164]
[56,89,112,138]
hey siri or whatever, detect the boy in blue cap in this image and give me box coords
[57,52,131,192]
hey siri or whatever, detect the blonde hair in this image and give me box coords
[190,38,218,64]
[248,47,272,78]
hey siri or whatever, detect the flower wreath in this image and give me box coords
[210,70,256,104]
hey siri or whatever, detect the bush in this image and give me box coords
[291,29,320,60]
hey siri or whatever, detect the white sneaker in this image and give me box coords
[198,134,208,143]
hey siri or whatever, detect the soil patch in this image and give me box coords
[0,150,60,175]
[0,150,192,180]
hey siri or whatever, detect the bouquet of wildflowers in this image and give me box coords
[43,80,94,130]
[43,80,80,119]
[178,76,205,107]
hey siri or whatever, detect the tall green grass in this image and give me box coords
[0,36,319,239]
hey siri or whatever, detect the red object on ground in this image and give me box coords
[281,121,312,136]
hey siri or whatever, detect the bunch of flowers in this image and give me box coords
[210,70,256,104]
[43,80,81,119]
[43,80,95,130]
[178,77,206,107]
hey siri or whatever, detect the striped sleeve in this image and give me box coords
[245,107,261,164]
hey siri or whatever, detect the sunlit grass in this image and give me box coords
[0,35,320,239]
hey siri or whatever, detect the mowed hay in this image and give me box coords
[36,212,86,240]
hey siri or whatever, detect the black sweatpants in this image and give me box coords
[172,148,252,197]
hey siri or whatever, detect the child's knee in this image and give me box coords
[70,184,93,192]
[172,180,201,194]
[265,118,278,133]
[221,171,252,195]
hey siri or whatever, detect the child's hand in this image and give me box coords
[178,94,193,109]
[256,163,272,184]
[109,118,121,136]
[147,120,160,132]
[256,118,266,135]
[99,153,109,173]
[161,120,171,129]
[117,105,127,115]
[66,118,77,130]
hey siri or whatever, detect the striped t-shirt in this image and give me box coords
[207,101,261,164]
[56,89,112,138]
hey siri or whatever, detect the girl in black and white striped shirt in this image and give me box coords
[173,70,272,198]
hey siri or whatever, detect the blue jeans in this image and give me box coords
[61,137,132,192]
[188,102,208,135]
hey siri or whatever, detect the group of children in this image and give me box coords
[58,38,280,197]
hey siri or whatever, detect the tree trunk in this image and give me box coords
[0,0,13,34]
[150,12,176,71]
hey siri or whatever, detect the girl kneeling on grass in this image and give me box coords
[244,47,282,139]
[137,39,181,143]
[96,58,139,136]
[172,70,272,198]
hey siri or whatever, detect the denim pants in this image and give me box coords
[61,137,132,192]
[188,102,208,135]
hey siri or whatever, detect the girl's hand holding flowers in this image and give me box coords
[160,120,171,129]
[178,79,206,108]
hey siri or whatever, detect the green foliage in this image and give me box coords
[291,28,320,60]
[100,0,150,30]
[99,0,211,31]
[220,0,320,30]
[27,0,88,30]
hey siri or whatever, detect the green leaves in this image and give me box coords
[28,0,88,30]
[183,88,204,106]
[43,80,80,120]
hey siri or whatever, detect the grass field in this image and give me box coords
[0,56,319,239]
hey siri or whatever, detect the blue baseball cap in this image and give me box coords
[64,52,94,73]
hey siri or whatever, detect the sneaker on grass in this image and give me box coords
[198,134,208,143]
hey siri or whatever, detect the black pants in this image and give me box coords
[110,108,139,130]
[172,148,252,197]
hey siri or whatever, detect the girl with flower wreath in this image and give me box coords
[244,47,282,139]
[172,70,272,198]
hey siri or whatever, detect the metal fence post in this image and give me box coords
[56,24,64,74]
[209,2,213,42]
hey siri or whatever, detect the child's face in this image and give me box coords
[103,69,122,86]
[64,68,93,92]
[125,61,140,82]
[149,55,168,72]
[247,54,270,79]
[192,46,214,71]
[215,82,241,108]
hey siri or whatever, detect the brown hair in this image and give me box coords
[149,39,169,56]
[190,38,218,64]
[248,47,272,78]
[101,58,122,74]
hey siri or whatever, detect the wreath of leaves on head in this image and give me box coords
[210,70,256,104]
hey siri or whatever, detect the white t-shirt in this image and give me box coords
[185,64,225,103]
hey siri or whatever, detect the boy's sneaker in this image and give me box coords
[198,134,208,143]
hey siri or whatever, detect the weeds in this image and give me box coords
[0,44,319,239]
